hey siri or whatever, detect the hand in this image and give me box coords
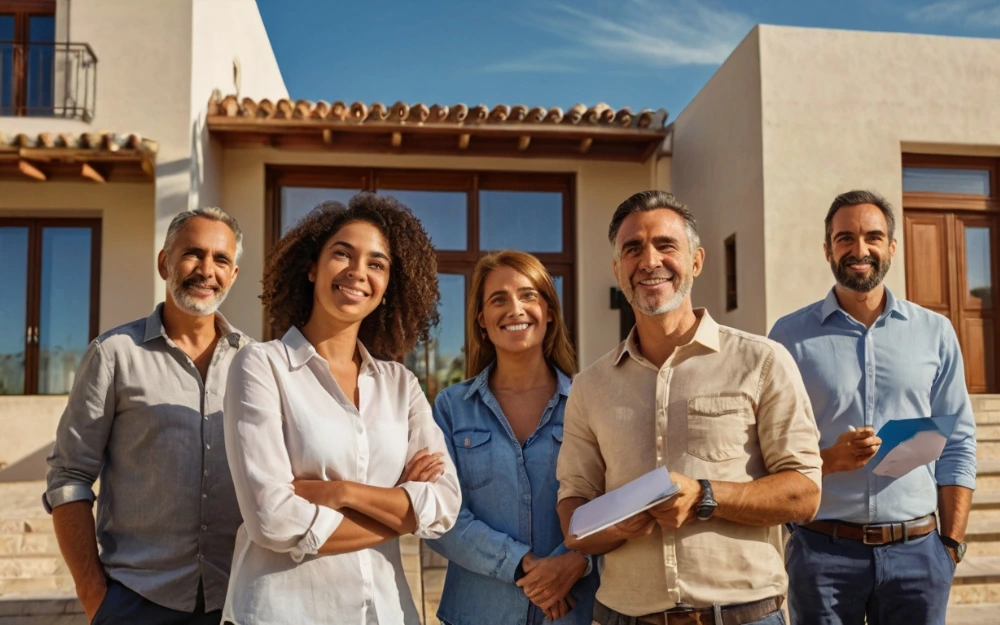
[606,511,657,541]
[516,551,589,610]
[821,427,881,475]
[544,596,575,621]
[397,448,446,485]
[77,579,107,622]
[646,473,701,530]
[945,545,960,565]
[292,479,349,509]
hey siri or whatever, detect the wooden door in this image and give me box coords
[904,211,1000,393]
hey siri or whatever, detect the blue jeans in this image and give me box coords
[786,526,954,625]
[91,577,222,625]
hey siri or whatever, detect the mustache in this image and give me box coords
[182,277,220,291]
[839,255,880,271]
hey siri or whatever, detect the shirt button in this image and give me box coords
[204,470,209,476]
[202,493,208,499]
[206,444,211,450]
[199,554,204,560]
[464,438,471,447]
[201,525,208,530]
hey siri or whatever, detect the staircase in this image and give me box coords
[948,394,1000,624]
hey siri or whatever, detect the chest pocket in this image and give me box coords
[550,425,564,470]
[686,395,753,462]
[452,430,493,491]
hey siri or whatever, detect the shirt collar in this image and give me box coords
[819,285,909,324]
[281,326,376,373]
[613,307,721,366]
[462,360,572,401]
[142,303,245,348]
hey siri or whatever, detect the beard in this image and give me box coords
[831,254,891,293]
[622,270,694,316]
[167,271,230,316]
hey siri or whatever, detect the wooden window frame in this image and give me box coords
[0,216,100,395]
[0,0,55,116]
[902,154,999,212]
[265,165,577,356]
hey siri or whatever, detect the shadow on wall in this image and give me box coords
[0,443,52,483]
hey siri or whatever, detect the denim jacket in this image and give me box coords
[426,363,599,625]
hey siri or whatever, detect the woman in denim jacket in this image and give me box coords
[427,250,599,624]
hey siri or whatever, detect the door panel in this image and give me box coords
[904,213,953,318]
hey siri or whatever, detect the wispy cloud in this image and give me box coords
[482,0,754,74]
[906,0,1000,28]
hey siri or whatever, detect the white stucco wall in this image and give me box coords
[757,25,1000,327]
[672,28,767,334]
[219,150,657,368]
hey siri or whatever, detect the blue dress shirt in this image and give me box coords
[769,287,977,523]
[426,363,599,625]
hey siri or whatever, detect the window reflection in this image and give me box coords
[480,191,562,252]
[380,190,467,251]
[281,187,359,236]
[405,274,466,400]
[0,227,29,394]
[38,228,92,394]
[903,167,991,196]
[966,226,993,308]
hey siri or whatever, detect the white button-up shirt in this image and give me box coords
[222,327,461,625]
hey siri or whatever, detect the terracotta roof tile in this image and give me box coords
[207,94,668,132]
[0,131,158,154]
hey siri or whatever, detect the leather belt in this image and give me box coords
[801,514,936,545]
[594,597,783,625]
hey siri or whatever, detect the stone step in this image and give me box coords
[947,602,1000,625]
[978,435,1000,461]
[0,533,60,557]
[0,518,53,535]
[0,595,84,624]
[974,409,1000,425]
[966,520,1000,557]
[950,556,1000,604]
[0,556,67,579]
[0,574,75,597]
[973,463,1000,491]
[971,395,1000,414]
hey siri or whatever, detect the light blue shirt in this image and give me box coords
[769,287,977,523]
[426,363,599,625]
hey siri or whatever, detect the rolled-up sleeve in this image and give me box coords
[44,340,115,512]
[557,380,606,503]
[397,372,461,539]
[224,345,343,561]
[932,323,977,490]
[756,343,823,489]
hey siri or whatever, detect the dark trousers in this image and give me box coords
[91,578,222,625]
[786,526,954,625]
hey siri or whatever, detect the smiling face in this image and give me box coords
[825,203,896,293]
[307,220,390,328]
[158,216,239,317]
[478,265,553,360]
[612,208,704,317]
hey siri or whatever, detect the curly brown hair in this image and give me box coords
[261,193,440,360]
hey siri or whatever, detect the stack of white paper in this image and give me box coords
[568,466,680,539]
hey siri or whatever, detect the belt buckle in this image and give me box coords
[862,524,883,545]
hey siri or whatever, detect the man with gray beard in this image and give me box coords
[557,191,822,625]
[44,208,249,625]
[769,190,976,625]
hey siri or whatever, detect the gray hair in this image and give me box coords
[608,190,701,255]
[163,207,243,262]
[825,190,896,247]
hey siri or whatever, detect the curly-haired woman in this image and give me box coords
[426,251,599,625]
[221,194,461,625]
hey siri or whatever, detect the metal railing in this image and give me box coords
[0,41,97,121]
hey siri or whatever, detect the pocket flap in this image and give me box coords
[551,425,564,442]
[453,430,491,449]
[687,395,750,416]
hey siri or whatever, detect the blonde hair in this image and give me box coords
[465,250,577,379]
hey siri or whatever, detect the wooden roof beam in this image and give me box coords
[391,132,402,148]
[458,134,470,150]
[81,163,106,183]
[579,137,593,154]
[18,159,46,181]
[518,135,531,151]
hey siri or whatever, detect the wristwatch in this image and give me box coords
[696,479,718,521]
[940,535,967,563]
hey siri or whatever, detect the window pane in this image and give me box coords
[281,187,359,236]
[903,167,991,195]
[0,227,29,394]
[38,227,93,395]
[0,16,14,115]
[26,16,55,113]
[553,275,564,310]
[966,226,993,308]
[405,273,465,400]
[480,191,562,252]
[379,190,467,251]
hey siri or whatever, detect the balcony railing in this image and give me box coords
[0,41,97,121]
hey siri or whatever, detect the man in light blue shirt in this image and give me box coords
[769,190,977,625]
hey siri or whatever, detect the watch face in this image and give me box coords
[957,542,967,562]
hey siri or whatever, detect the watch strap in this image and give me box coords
[939,534,962,549]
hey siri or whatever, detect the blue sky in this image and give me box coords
[256,0,1000,124]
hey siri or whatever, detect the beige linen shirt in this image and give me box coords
[557,309,821,615]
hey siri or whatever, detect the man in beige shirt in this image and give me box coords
[557,191,822,625]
